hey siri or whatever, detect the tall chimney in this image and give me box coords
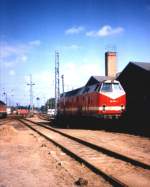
[105,51,117,77]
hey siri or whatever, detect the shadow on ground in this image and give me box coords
[48,116,150,138]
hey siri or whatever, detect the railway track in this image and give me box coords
[0,118,11,125]
[18,118,150,187]
[38,113,50,121]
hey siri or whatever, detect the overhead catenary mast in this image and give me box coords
[55,51,60,114]
[61,74,64,94]
[27,74,35,112]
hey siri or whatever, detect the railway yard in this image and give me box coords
[1,0,150,186]
[0,115,150,187]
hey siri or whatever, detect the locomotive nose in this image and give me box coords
[121,105,125,111]
[110,99,117,103]
[102,105,106,111]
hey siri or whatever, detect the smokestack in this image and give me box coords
[105,51,117,77]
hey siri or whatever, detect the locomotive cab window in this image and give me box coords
[95,84,100,92]
[101,83,112,92]
[113,83,122,90]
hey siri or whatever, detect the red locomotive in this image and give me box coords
[57,78,126,126]
[0,100,7,118]
[17,109,29,117]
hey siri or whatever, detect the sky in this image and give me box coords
[0,0,150,107]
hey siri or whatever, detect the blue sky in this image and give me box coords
[0,0,150,106]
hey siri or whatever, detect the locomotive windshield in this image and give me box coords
[101,83,112,92]
[101,82,122,92]
[113,83,122,90]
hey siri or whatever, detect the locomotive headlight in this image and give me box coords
[103,105,106,111]
[121,105,124,111]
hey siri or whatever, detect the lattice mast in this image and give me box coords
[61,74,64,94]
[55,51,60,113]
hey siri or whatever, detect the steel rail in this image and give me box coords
[25,118,150,171]
[18,118,130,187]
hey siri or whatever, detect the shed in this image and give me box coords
[117,62,150,121]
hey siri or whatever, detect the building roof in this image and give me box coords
[117,61,150,95]
[85,76,114,86]
[131,62,150,71]
[116,62,150,78]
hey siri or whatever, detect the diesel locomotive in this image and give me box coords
[56,79,126,126]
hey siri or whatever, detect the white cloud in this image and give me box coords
[21,55,28,62]
[65,26,85,35]
[61,60,103,92]
[0,43,18,58]
[29,40,41,46]
[86,25,124,37]
[64,44,81,50]
[0,40,41,68]
[9,70,16,76]
[4,61,14,68]
[86,31,96,37]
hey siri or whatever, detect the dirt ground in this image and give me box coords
[61,127,150,165]
[32,115,150,165]
[0,120,110,187]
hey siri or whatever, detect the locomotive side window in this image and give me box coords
[101,83,112,92]
[95,84,100,92]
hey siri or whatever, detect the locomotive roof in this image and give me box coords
[60,76,116,98]
[61,80,117,98]
[62,87,84,97]
[0,100,6,105]
[61,83,100,97]
[85,76,114,86]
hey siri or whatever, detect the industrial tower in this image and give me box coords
[105,51,117,77]
[55,51,60,113]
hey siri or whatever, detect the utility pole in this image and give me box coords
[61,74,66,108]
[55,51,60,114]
[3,91,7,106]
[61,74,64,94]
[10,89,14,107]
[27,74,35,112]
